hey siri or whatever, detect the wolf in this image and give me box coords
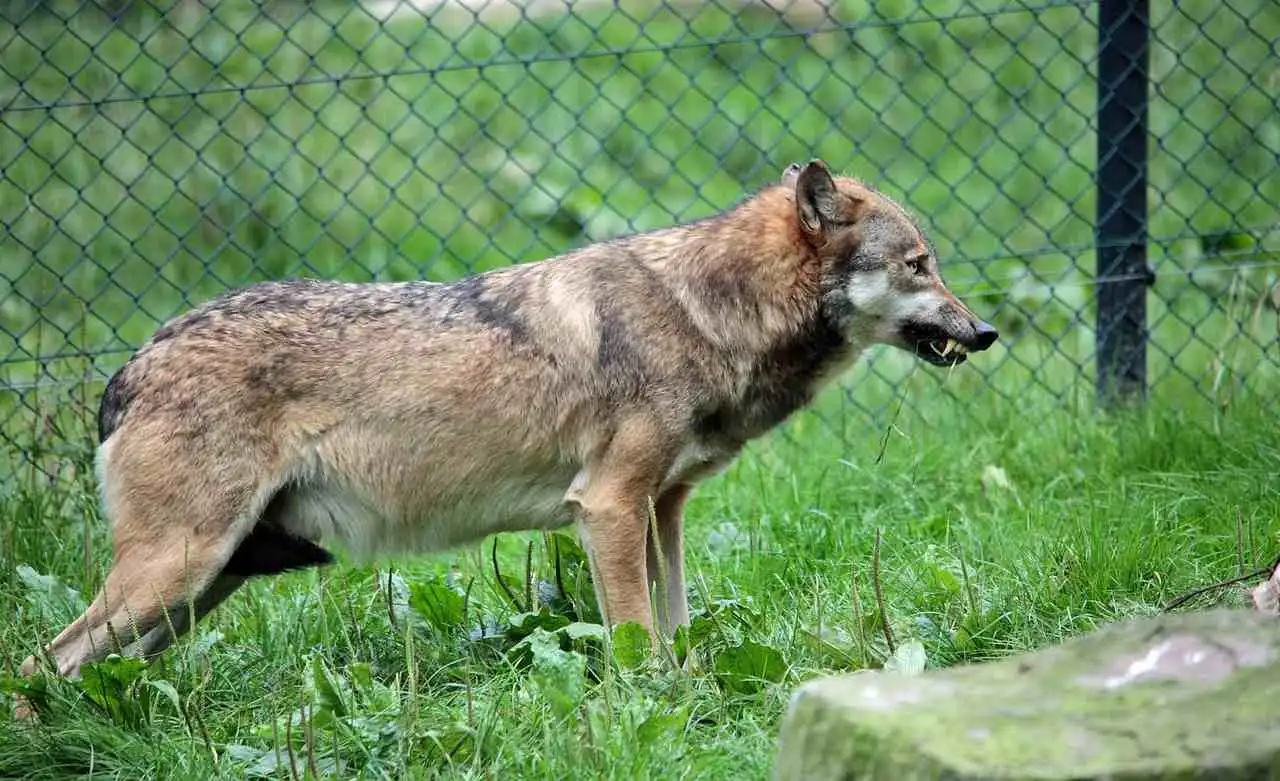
[19,160,996,688]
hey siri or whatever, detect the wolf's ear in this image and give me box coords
[780,162,804,188]
[794,160,841,236]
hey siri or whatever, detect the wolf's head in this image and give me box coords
[782,160,998,366]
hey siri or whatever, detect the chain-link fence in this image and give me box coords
[1,0,1277,480]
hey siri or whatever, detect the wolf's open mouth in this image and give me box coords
[931,338,969,359]
[918,338,968,366]
[902,329,970,367]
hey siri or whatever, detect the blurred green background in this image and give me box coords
[1,0,1277,474]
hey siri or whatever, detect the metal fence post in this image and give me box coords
[1095,0,1152,405]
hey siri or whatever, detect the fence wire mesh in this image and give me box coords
[1,0,1277,480]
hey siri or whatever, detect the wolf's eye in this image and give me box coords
[907,255,929,276]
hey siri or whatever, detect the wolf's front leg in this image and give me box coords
[577,496,654,634]
[566,416,676,638]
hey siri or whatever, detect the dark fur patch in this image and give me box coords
[592,267,651,396]
[222,523,334,577]
[150,319,184,344]
[449,275,529,340]
[97,366,137,443]
[245,352,306,401]
[595,309,634,373]
[698,317,848,443]
[694,253,756,319]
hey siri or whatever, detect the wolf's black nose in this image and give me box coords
[973,320,999,351]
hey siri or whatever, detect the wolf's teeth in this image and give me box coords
[941,338,956,357]
[954,343,969,355]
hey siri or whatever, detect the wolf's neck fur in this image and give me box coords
[633,185,856,440]
[632,186,826,351]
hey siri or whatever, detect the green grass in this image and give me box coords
[1,369,1278,779]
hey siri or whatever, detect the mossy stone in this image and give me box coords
[774,609,1280,780]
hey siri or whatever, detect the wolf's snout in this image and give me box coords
[972,320,999,351]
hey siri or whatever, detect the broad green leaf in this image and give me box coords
[563,622,606,642]
[78,654,148,722]
[16,565,86,615]
[713,641,787,694]
[84,654,148,688]
[505,607,571,641]
[147,679,183,717]
[348,661,374,695]
[409,581,466,632]
[517,627,569,664]
[419,725,477,766]
[549,531,590,571]
[688,615,719,649]
[520,628,587,717]
[928,565,961,594]
[310,656,348,717]
[637,706,689,745]
[611,621,652,669]
[239,746,286,779]
[672,624,690,668]
[884,638,928,676]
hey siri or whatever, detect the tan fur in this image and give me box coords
[17,161,997,704]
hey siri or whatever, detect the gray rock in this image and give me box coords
[773,609,1280,780]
